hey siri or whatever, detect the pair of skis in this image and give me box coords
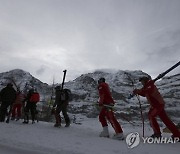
[94,102,136,126]
[61,70,67,90]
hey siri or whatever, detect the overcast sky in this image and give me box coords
[0,0,180,84]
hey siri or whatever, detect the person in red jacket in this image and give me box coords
[133,76,180,138]
[11,89,25,121]
[23,88,40,124]
[97,77,124,140]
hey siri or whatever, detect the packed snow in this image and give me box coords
[0,117,179,154]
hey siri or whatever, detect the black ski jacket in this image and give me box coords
[0,86,16,104]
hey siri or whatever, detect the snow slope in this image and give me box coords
[0,118,179,154]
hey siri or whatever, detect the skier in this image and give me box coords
[23,88,40,124]
[97,77,124,140]
[133,76,180,138]
[11,89,25,121]
[0,83,16,122]
[53,86,70,127]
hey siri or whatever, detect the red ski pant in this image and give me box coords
[99,107,123,134]
[148,107,180,137]
[12,104,22,118]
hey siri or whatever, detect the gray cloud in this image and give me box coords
[0,0,180,83]
[36,66,47,75]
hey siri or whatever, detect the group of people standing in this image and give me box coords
[0,82,70,127]
[0,83,40,124]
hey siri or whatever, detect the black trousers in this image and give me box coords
[55,102,70,124]
[24,102,36,121]
[0,101,11,122]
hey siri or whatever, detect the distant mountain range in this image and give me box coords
[0,69,179,124]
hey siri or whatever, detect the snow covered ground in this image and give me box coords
[0,118,179,154]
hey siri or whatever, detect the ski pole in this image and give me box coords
[125,73,145,137]
[49,77,55,107]
[154,61,180,82]
[119,113,136,126]
[94,102,135,126]
[135,95,144,137]
[93,102,119,110]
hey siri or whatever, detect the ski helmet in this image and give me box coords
[139,75,151,82]
[55,85,61,90]
[98,77,105,84]
[7,83,13,87]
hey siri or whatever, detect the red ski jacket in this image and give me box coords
[98,82,114,106]
[13,92,25,105]
[29,92,40,103]
[133,80,165,109]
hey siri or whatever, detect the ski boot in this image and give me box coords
[65,122,70,127]
[11,117,15,121]
[65,118,70,127]
[150,133,162,138]
[171,135,180,142]
[54,123,61,127]
[16,117,20,121]
[112,133,124,140]
[22,120,29,124]
[99,126,110,138]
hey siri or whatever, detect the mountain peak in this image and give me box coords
[0,69,48,95]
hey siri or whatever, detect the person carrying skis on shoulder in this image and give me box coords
[11,88,25,121]
[97,77,124,140]
[53,85,70,128]
[0,83,16,122]
[133,76,180,139]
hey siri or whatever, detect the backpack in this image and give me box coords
[61,89,72,102]
[30,92,40,103]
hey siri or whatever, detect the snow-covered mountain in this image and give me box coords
[0,69,149,102]
[0,69,179,124]
[66,70,180,124]
[65,70,149,101]
[0,69,51,100]
[156,74,180,122]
